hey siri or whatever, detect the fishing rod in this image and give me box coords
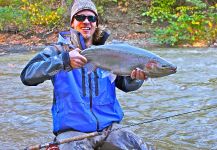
[24,132,102,150]
[111,104,217,132]
[24,104,217,150]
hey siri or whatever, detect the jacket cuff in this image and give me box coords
[62,51,72,71]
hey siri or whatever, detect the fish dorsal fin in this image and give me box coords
[89,45,97,48]
[84,63,97,74]
[110,40,127,44]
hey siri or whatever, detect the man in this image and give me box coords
[21,0,149,149]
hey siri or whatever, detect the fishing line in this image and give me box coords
[111,104,217,132]
[24,105,217,149]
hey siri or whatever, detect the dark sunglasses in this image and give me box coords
[74,15,97,23]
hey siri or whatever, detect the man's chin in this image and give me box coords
[82,34,92,40]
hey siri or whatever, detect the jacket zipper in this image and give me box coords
[81,68,86,96]
[88,74,99,130]
[94,70,99,96]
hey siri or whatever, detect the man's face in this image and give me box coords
[71,10,97,40]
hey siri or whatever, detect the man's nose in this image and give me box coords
[83,18,90,23]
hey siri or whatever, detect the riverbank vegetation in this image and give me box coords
[0,0,216,47]
[145,0,217,46]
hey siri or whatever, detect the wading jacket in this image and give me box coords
[20,29,144,135]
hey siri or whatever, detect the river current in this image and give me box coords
[0,47,217,150]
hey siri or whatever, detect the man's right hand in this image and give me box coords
[69,48,87,68]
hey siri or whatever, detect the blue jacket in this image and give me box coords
[21,28,144,135]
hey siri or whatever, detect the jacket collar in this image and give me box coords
[57,28,110,50]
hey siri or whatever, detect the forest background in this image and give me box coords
[0,0,216,48]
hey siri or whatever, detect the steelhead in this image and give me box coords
[81,43,177,79]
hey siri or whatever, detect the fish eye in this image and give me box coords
[161,65,168,68]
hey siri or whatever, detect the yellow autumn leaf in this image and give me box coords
[208,21,213,28]
[20,6,26,10]
[192,21,200,25]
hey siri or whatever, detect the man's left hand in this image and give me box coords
[130,68,148,80]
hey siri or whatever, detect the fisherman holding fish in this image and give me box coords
[20,0,174,149]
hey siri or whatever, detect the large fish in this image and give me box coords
[81,43,177,80]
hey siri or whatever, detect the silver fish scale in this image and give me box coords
[81,43,177,78]
[83,47,142,75]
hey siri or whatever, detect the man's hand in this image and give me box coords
[69,48,87,68]
[131,68,148,80]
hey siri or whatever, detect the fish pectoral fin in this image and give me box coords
[101,70,117,83]
[85,63,97,74]
[101,70,111,78]
[108,73,117,83]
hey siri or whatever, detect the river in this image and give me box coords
[0,47,217,150]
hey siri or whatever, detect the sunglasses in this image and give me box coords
[74,15,97,23]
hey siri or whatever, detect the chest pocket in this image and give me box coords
[93,69,116,105]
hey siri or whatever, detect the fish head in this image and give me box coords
[144,59,177,78]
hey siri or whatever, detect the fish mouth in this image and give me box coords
[147,66,177,78]
[170,66,177,73]
[162,65,177,73]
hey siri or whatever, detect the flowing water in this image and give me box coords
[0,48,217,150]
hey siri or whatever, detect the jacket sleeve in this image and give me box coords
[115,76,144,92]
[20,45,72,86]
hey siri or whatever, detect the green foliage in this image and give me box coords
[0,0,66,31]
[186,0,207,8]
[0,5,28,31]
[0,0,216,47]
[93,0,129,16]
[93,0,117,16]
[144,0,217,46]
[143,0,176,23]
[0,0,13,6]
[0,0,128,32]
[65,0,73,7]
[21,0,65,28]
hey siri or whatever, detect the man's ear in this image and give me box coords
[71,21,74,28]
